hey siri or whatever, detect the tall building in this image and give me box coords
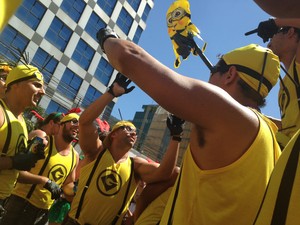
[133,105,192,166]
[0,0,154,120]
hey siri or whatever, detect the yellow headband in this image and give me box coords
[60,113,80,123]
[222,44,280,98]
[6,65,44,87]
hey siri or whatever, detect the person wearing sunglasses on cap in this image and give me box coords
[0,64,45,218]
[61,73,184,225]
[97,28,282,225]
[0,113,80,225]
[247,18,300,149]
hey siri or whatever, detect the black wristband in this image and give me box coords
[44,179,52,188]
[172,136,182,142]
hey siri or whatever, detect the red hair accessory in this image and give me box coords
[31,110,44,121]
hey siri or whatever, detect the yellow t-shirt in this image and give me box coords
[12,136,77,209]
[253,128,300,225]
[68,149,137,225]
[0,0,23,32]
[277,59,300,147]
[160,111,281,225]
[0,99,28,199]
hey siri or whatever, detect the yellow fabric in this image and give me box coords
[0,99,28,199]
[111,120,136,132]
[135,187,172,225]
[12,136,77,209]
[68,150,137,225]
[277,59,300,147]
[223,44,280,98]
[166,0,202,68]
[160,110,281,225]
[6,65,44,87]
[60,113,79,123]
[0,0,22,32]
[253,129,300,225]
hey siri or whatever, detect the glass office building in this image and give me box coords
[0,0,153,119]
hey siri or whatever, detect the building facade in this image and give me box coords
[0,0,154,120]
[133,105,191,166]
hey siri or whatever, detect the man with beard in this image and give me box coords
[0,113,80,225]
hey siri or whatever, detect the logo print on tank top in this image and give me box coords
[48,164,68,185]
[97,169,122,196]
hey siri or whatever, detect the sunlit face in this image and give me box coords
[13,79,45,107]
[114,125,137,147]
[61,119,79,143]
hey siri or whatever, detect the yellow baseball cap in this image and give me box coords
[6,64,44,87]
[103,120,136,147]
[60,113,80,123]
[222,44,280,98]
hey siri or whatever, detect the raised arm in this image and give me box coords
[79,73,135,161]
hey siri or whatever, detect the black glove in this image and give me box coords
[43,180,62,200]
[257,19,279,43]
[11,152,40,171]
[167,114,185,141]
[27,137,46,160]
[108,73,135,97]
[96,27,119,53]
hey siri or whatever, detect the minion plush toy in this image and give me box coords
[167,0,205,68]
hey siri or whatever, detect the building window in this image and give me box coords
[128,0,141,11]
[31,48,58,84]
[142,4,151,22]
[85,12,106,41]
[133,26,143,44]
[58,68,82,100]
[0,25,29,62]
[82,85,102,108]
[45,17,72,51]
[97,0,117,16]
[72,39,94,70]
[46,100,68,114]
[116,8,133,35]
[61,0,86,22]
[95,58,113,86]
[15,0,46,30]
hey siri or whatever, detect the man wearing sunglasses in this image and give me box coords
[62,73,184,225]
[247,18,300,149]
[0,113,80,225]
[97,28,282,225]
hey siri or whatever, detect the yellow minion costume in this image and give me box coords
[67,120,138,225]
[158,44,281,225]
[0,64,43,200]
[0,0,22,32]
[166,0,204,68]
[277,58,300,148]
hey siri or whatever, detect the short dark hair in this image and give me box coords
[212,59,266,108]
[36,112,63,129]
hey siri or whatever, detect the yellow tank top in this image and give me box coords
[160,111,281,225]
[253,129,300,225]
[277,59,300,147]
[135,187,172,225]
[68,149,137,225]
[0,99,28,199]
[12,136,77,209]
[0,0,22,32]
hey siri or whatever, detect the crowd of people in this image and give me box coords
[0,0,300,225]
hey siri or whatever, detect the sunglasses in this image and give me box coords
[120,126,136,133]
[62,119,79,126]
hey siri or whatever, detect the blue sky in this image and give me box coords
[111,0,280,120]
